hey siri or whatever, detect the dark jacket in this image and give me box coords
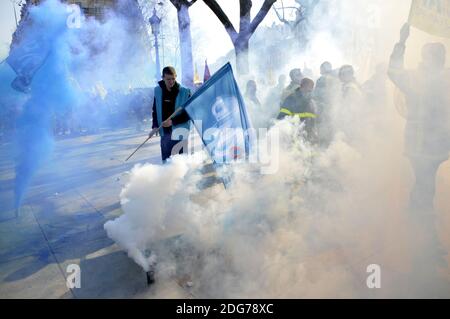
[388,42,450,159]
[279,89,318,141]
[152,81,190,134]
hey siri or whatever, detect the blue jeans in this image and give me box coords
[160,133,187,162]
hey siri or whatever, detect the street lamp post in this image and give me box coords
[149,8,161,84]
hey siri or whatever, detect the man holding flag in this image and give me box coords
[141,62,252,283]
[144,63,252,168]
[389,9,450,213]
[132,62,253,174]
[151,66,191,162]
[389,23,449,210]
[388,0,450,280]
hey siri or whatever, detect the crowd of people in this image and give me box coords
[52,88,153,137]
[0,88,152,141]
[244,59,389,148]
[242,24,450,270]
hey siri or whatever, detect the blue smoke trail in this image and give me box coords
[6,0,79,210]
[0,0,153,213]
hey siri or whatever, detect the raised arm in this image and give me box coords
[388,23,413,94]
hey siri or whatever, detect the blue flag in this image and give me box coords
[7,29,51,93]
[183,63,254,167]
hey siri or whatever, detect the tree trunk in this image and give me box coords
[234,36,250,75]
[203,0,276,76]
[177,4,194,89]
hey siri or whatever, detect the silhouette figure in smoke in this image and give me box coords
[388,23,450,286]
[279,78,318,143]
[388,23,450,213]
[338,65,363,105]
[314,61,339,147]
[281,68,303,102]
[265,74,287,120]
[245,80,261,108]
[363,63,389,108]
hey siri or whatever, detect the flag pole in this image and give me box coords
[125,107,183,162]
[407,1,413,24]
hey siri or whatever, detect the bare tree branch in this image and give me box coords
[272,6,287,24]
[187,0,198,7]
[272,0,319,31]
[239,0,252,33]
[203,0,238,42]
[248,0,277,36]
[170,0,197,10]
[203,0,277,74]
[272,5,303,27]
[169,0,180,10]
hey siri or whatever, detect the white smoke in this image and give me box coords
[105,113,450,298]
[1,0,155,208]
[101,0,450,298]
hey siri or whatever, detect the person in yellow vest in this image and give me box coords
[278,78,318,142]
[281,68,303,102]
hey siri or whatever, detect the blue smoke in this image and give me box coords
[0,0,153,210]
[10,0,78,209]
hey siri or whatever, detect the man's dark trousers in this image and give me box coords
[160,130,187,162]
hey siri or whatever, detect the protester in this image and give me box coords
[314,62,340,147]
[281,68,303,102]
[131,90,145,132]
[279,78,318,143]
[388,23,450,275]
[389,23,450,212]
[363,63,389,107]
[151,66,191,163]
[339,65,362,104]
[266,74,287,120]
[245,80,261,108]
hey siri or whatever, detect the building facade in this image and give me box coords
[29,0,117,20]
[67,0,116,19]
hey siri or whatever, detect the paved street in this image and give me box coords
[0,126,194,298]
[1,125,450,298]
